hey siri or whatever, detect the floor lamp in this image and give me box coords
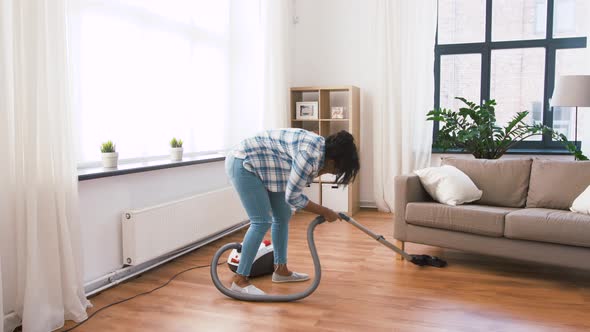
[551,75,590,160]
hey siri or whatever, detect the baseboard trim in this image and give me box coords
[360,200,377,209]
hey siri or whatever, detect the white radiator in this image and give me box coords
[122,187,247,266]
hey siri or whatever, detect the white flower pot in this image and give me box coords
[170,147,183,161]
[101,152,118,168]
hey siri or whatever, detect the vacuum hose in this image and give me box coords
[210,213,446,302]
[210,215,326,302]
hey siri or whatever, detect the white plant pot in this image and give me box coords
[101,152,118,168]
[170,147,183,161]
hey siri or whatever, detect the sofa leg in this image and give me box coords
[395,240,405,261]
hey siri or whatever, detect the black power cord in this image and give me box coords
[63,261,225,332]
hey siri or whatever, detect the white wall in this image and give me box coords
[292,0,378,206]
[79,161,230,283]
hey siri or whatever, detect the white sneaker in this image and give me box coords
[272,271,310,283]
[230,282,266,295]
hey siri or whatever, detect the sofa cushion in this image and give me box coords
[527,159,590,210]
[441,157,532,208]
[505,208,590,248]
[405,202,518,237]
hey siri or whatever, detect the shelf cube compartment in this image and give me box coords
[292,120,319,135]
[291,90,319,120]
[322,183,349,213]
[303,183,320,204]
[320,120,349,138]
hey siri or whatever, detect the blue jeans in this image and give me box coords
[225,155,292,276]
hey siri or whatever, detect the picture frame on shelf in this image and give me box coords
[331,106,345,119]
[295,101,319,120]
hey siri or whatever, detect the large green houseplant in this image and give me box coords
[427,97,587,160]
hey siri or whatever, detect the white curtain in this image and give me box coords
[0,256,3,332]
[261,0,291,130]
[372,0,437,212]
[0,0,90,331]
[227,0,291,145]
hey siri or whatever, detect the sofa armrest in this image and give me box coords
[394,174,430,241]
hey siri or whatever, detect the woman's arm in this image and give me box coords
[285,150,341,222]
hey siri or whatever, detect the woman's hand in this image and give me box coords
[303,201,341,222]
[322,208,340,222]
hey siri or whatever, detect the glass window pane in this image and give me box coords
[492,0,547,41]
[440,54,481,111]
[438,0,486,44]
[553,0,590,38]
[490,48,545,140]
[75,0,231,163]
[553,48,590,142]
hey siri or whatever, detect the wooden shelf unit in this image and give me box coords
[289,86,360,216]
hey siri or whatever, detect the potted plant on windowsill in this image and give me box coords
[427,97,588,160]
[101,140,118,168]
[170,138,183,161]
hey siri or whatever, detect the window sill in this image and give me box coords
[78,153,226,181]
[431,148,574,156]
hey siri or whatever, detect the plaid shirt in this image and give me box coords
[231,129,325,210]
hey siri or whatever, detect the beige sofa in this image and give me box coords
[394,158,590,270]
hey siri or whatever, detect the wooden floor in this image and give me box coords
[60,210,590,332]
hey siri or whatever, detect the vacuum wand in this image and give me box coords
[338,213,414,261]
[338,213,447,268]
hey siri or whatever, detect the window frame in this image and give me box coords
[433,0,587,152]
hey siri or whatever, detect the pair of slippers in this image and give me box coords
[409,254,447,268]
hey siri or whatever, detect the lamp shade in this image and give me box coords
[551,75,590,107]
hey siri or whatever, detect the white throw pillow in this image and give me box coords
[414,165,482,206]
[571,185,590,214]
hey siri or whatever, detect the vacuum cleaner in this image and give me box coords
[210,213,446,302]
[226,239,275,277]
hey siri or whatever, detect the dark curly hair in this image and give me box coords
[325,130,360,185]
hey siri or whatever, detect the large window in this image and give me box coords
[435,0,589,151]
[71,0,246,165]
